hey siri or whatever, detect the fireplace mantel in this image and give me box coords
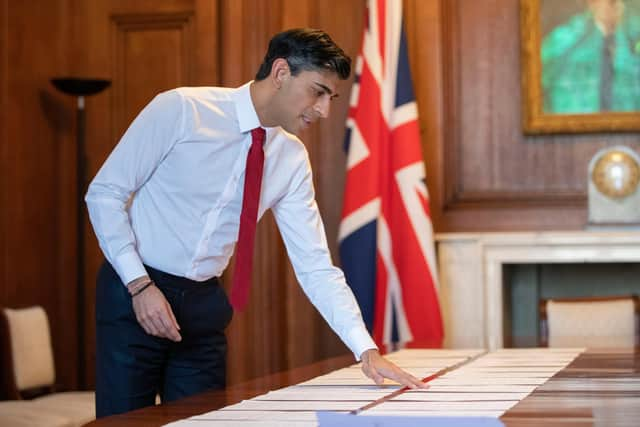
[435,231,640,349]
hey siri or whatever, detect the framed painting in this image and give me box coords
[521,0,640,133]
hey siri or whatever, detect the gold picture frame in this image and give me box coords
[521,0,640,134]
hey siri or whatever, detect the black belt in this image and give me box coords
[143,264,220,290]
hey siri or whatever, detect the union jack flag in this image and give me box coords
[339,0,443,350]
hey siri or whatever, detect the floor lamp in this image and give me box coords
[51,77,110,388]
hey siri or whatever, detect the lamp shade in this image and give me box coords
[51,78,111,96]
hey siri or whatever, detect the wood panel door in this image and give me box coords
[78,0,218,388]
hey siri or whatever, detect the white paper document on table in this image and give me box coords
[163,348,583,426]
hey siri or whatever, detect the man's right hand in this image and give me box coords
[131,284,182,342]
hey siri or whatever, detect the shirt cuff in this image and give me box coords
[346,326,378,361]
[113,251,147,286]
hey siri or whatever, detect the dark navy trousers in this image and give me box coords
[95,261,233,418]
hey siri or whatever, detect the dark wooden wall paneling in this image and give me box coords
[3,0,639,394]
[1,1,6,306]
[431,0,640,231]
[0,0,79,392]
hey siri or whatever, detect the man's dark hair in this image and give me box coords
[255,28,351,81]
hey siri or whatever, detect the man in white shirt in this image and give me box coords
[86,28,426,418]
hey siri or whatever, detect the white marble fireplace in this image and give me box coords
[435,231,640,349]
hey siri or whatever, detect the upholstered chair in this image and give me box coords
[0,306,95,427]
[539,296,639,348]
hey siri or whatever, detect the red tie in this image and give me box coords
[230,127,266,311]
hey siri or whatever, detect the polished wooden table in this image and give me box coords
[500,348,640,426]
[86,348,639,427]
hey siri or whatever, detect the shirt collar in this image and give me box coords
[231,81,262,133]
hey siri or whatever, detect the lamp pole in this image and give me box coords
[51,78,110,388]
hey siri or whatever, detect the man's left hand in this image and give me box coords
[360,349,428,389]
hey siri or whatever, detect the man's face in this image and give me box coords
[273,68,340,136]
[588,0,624,34]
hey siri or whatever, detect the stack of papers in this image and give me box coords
[360,348,582,418]
[164,348,582,426]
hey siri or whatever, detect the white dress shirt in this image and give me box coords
[85,82,376,359]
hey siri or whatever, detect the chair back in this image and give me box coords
[539,295,639,348]
[1,306,56,398]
